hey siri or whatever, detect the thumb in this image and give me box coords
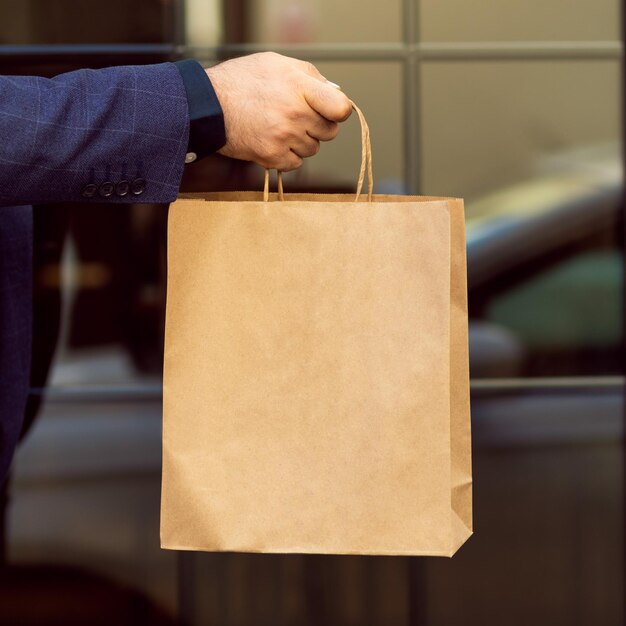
[302,76,353,123]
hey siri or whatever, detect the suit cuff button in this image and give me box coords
[116,180,130,197]
[99,181,115,198]
[81,183,98,198]
[131,178,146,196]
[185,152,197,164]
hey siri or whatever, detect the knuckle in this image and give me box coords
[317,122,339,142]
[274,126,292,143]
[285,107,302,123]
[264,145,283,163]
[326,122,340,140]
[258,51,280,66]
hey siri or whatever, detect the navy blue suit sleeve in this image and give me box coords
[0,62,190,207]
[0,204,32,485]
[175,60,226,160]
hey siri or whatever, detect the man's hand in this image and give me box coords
[206,52,352,172]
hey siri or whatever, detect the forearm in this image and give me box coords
[0,63,190,207]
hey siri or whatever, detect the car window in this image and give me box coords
[486,249,622,349]
[471,241,623,377]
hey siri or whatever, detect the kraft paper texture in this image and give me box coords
[161,191,472,557]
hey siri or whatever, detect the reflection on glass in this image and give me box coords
[423,421,624,625]
[465,144,622,377]
[422,61,622,377]
[244,0,402,44]
[421,61,620,200]
[32,203,169,388]
[0,0,174,45]
[422,62,624,378]
[2,1,622,625]
[184,0,222,47]
[420,0,620,42]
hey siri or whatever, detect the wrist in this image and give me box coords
[175,60,226,160]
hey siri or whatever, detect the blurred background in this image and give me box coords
[0,0,624,624]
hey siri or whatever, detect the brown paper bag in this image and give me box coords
[161,106,472,557]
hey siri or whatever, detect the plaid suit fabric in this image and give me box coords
[0,63,191,481]
[0,63,190,207]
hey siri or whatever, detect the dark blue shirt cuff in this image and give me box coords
[175,59,226,160]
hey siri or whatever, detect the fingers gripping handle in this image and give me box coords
[263,101,373,202]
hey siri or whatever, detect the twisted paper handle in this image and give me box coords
[263,101,373,202]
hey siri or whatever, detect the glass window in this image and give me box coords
[423,434,624,625]
[421,61,622,377]
[1,2,623,625]
[420,61,621,200]
[241,0,402,44]
[486,250,622,351]
[419,0,620,42]
[0,0,175,45]
[469,219,623,377]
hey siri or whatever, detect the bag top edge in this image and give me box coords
[176,192,463,203]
